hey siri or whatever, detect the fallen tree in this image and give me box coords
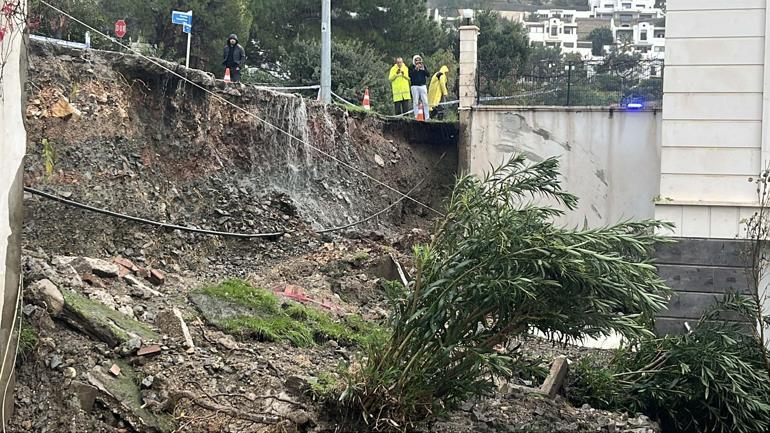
[336,156,673,430]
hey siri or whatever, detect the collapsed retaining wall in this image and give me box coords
[22,41,458,271]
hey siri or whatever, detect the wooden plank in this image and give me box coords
[655,317,754,336]
[657,265,753,294]
[655,317,692,335]
[655,238,750,267]
[659,292,744,320]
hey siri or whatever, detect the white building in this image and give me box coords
[612,20,666,60]
[590,0,661,16]
[526,10,596,57]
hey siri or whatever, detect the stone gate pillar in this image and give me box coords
[458,24,479,173]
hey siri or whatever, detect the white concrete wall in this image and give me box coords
[655,0,768,239]
[469,107,662,228]
[0,4,26,424]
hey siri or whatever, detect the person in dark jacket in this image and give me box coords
[408,54,430,120]
[222,34,246,82]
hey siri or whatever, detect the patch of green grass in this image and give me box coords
[197,279,384,348]
[222,315,315,347]
[200,279,280,314]
[18,325,38,362]
[309,371,341,401]
[346,252,370,267]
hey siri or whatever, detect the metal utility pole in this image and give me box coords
[320,0,331,104]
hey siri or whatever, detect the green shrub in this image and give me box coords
[339,156,672,430]
[567,297,770,433]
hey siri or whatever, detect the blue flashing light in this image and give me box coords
[626,103,644,109]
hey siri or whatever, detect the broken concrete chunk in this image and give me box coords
[49,354,63,369]
[28,278,64,316]
[124,274,163,298]
[136,344,162,357]
[50,96,82,119]
[81,273,106,288]
[540,356,569,398]
[147,269,165,286]
[72,380,98,412]
[89,363,174,432]
[172,308,195,351]
[120,337,142,356]
[63,367,77,379]
[61,289,158,347]
[109,364,121,376]
[113,257,138,273]
[374,154,385,167]
[141,375,154,389]
[87,289,118,310]
[72,257,120,278]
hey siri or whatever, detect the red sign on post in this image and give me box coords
[115,20,127,38]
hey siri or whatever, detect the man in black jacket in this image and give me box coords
[409,55,431,120]
[222,34,246,82]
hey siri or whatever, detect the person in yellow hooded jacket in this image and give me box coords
[428,65,450,119]
[388,57,411,115]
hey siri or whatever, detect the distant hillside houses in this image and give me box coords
[430,0,666,60]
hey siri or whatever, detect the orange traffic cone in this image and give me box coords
[362,88,371,110]
[224,68,232,83]
[416,103,425,121]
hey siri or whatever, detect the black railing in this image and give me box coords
[477,59,664,108]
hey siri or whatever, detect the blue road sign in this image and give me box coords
[183,23,192,34]
[171,11,193,26]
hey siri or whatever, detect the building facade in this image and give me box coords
[655,0,768,238]
[525,2,665,59]
[0,0,26,424]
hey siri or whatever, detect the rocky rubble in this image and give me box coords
[11,243,660,433]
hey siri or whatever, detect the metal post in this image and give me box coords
[185,32,191,69]
[320,0,332,104]
[566,61,573,106]
[185,10,192,69]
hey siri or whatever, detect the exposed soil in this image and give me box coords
[10,41,659,433]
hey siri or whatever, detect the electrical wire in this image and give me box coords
[38,0,444,217]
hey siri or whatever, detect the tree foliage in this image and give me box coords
[340,156,672,429]
[588,27,614,56]
[568,297,770,433]
[477,10,529,83]
[282,38,391,112]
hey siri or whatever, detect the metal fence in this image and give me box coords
[477,59,664,108]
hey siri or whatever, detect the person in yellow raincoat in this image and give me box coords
[388,57,411,115]
[428,65,450,119]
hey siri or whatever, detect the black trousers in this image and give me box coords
[394,100,410,115]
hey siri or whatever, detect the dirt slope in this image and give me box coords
[22,41,457,271]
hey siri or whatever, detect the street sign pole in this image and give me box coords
[185,11,192,69]
[172,10,193,68]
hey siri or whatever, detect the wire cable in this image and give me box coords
[38,0,444,217]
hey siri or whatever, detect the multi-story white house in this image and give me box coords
[525,10,597,57]
[612,20,666,60]
[590,0,662,18]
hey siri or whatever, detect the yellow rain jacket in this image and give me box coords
[389,64,411,102]
[428,66,450,109]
